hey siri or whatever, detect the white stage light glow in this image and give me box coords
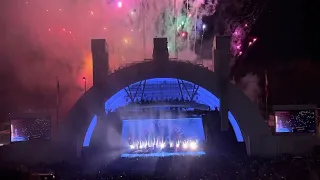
[183,143,188,149]
[130,145,135,149]
[190,142,198,150]
[160,143,165,149]
[176,143,180,148]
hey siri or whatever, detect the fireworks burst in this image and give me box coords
[3,0,264,66]
[0,0,265,110]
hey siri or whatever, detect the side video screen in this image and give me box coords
[275,110,316,133]
[11,117,51,142]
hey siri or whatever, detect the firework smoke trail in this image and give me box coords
[238,73,261,104]
[0,0,264,113]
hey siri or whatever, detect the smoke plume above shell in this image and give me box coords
[0,0,264,114]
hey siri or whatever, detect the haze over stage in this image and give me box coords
[121,117,206,157]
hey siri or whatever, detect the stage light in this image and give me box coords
[183,143,188,149]
[202,24,206,30]
[169,142,173,147]
[176,144,180,148]
[130,145,135,149]
[160,143,165,149]
[190,142,198,150]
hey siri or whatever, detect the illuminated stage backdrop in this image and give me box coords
[121,117,206,157]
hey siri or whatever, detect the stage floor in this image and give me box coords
[121,151,206,158]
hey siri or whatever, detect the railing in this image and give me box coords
[111,58,214,74]
[110,60,152,73]
[121,101,210,110]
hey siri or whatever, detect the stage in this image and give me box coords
[120,117,207,158]
[121,151,206,158]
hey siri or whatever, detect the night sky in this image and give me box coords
[233,0,320,107]
[248,0,318,62]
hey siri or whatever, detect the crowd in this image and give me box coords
[1,153,320,180]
